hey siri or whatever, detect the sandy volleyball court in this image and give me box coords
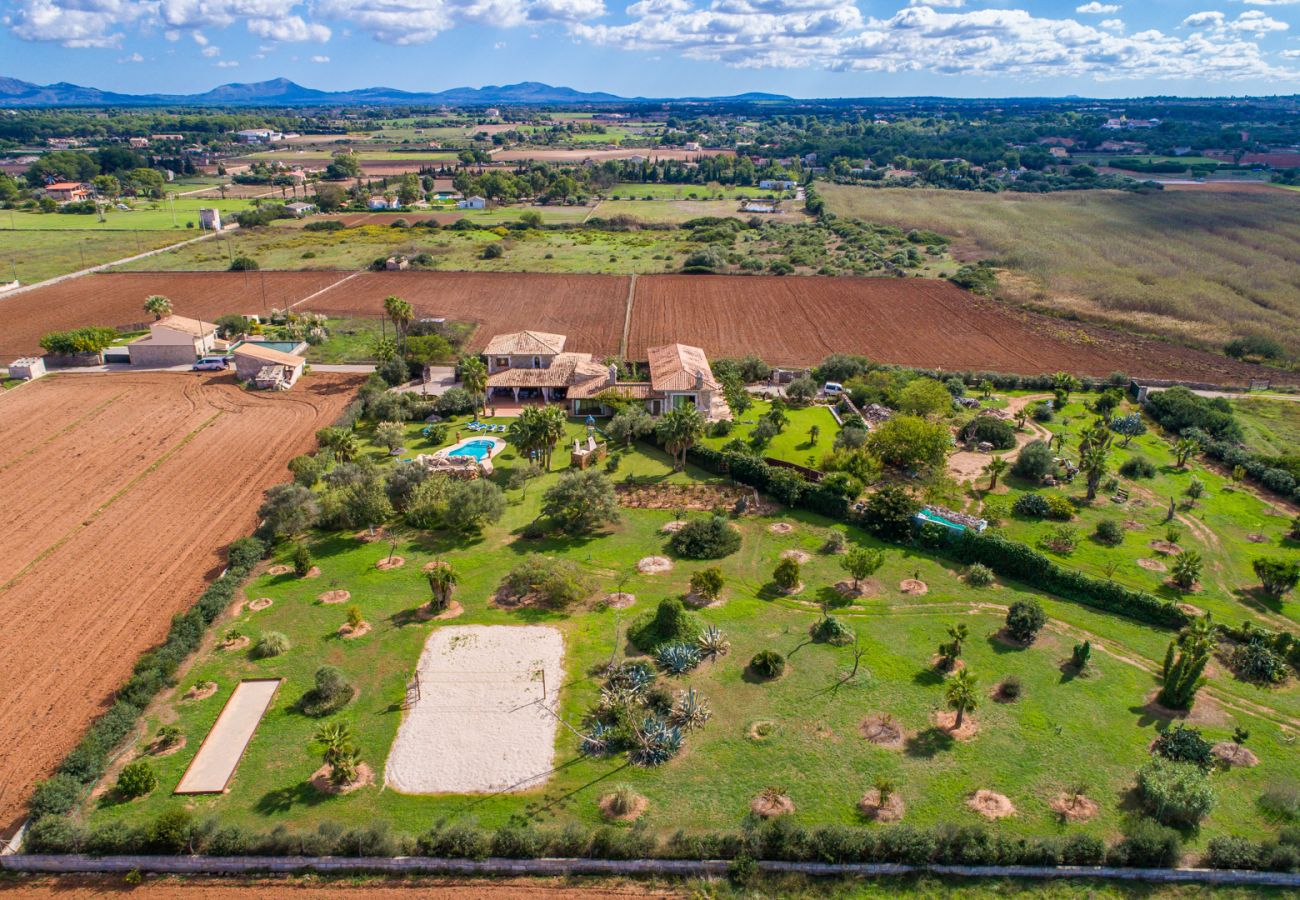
[386,625,565,794]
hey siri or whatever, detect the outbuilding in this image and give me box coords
[128,315,222,368]
[233,342,305,389]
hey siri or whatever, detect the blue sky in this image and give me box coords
[1,0,1297,97]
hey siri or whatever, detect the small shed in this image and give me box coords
[8,357,46,381]
[233,342,305,388]
[128,315,221,368]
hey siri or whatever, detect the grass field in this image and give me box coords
[0,229,200,284]
[700,400,841,469]
[0,198,253,231]
[1232,396,1300,458]
[819,184,1300,353]
[592,198,808,224]
[604,183,781,200]
[78,402,1300,856]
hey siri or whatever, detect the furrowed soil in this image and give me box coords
[0,271,353,362]
[0,371,361,835]
[625,274,1290,383]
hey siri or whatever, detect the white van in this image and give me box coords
[823,381,844,395]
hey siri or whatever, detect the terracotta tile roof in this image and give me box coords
[154,315,216,338]
[483,331,567,356]
[647,343,718,393]
[486,352,606,389]
[568,380,660,400]
[234,342,303,367]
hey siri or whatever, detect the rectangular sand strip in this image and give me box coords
[175,679,281,795]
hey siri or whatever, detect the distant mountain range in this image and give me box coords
[0,77,792,107]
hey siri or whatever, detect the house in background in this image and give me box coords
[43,182,90,203]
[199,208,222,231]
[758,179,797,191]
[368,195,401,210]
[284,201,316,217]
[484,331,607,402]
[457,195,486,210]
[127,315,223,368]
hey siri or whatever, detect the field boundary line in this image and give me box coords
[0,409,223,597]
[0,228,234,299]
[0,389,126,474]
[619,273,637,358]
[288,270,365,311]
[3,855,1300,886]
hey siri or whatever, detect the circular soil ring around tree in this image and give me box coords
[859,714,905,750]
[376,556,406,571]
[768,522,795,535]
[148,736,188,758]
[967,789,1015,820]
[599,792,648,822]
[1150,540,1182,556]
[266,564,292,576]
[660,520,687,534]
[603,592,636,609]
[1247,532,1269,543]
[303,566,321,578]
[248,597,274,612]
[1212,742,1259,767]
[899,579,929,595]
[1136,558,1167,572]
[1177,602,1205,617]
[433,600,464,621]
[747,720,776,741]
[219,635,250,652]
[750,792,795,819]
[183,682,218,702]
[932,709,979,741]
[858,789,905,822]
[319,590,351,605]
[780,581,805,596]
[1049,793,1098,822]
[781,549,812,564]
[310,762,375,796]
[684,592,722,609]
[637,556,673,575]
[354,527,387,543]
[423,560,452,573]
[339,621,372,640]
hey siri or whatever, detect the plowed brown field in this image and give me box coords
[0,371,361,835]
[0,271,352,362]
[297,271,630,356]
[626,275,1290,383]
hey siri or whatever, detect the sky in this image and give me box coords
[0,0,1298,98]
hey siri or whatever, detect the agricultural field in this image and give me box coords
[602,183,781,200]
[818,184,1300,354]
[0,370,363,834]
[591,198,807,224]
[625,275,1287,383]
[0,229,197,287]
[0,271,352,362]
[71,400,1300,859]
[1232,396,1300,458]
[0,198,254,231]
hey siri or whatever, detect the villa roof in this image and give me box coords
[486,352,605,389]
[647,343,719,393]
[154,315,217,338]
[568,379,659,400]
[483,331,567,356]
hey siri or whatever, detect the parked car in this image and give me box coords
[193,356,229,371]
[823,381,844,395]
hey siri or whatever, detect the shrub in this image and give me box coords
[997,676,1022,701]
[1094,519,1125,546]
[750,649,786,679]
[1108,819,1182,867]
[541,469,620,534]
[1259,781,1300,821]
[965,563,995,587]
[811,615,855,645]
[689,566,725,603]
[444,478,506,532]
[1138,757,1216,826]
[1005,599,1047,643]
[1152,724,1214,770]
[502,556,596,609]
[1254,557,1300,599]
[292,543,313,577]
[963,416,1016,450]
[1231,637,1289,685]
[629,598,700,652]
[1044,494,1075,521]
[1013,492,1050,518]
[229,255,259,271]
[252,631,290,659]
[1206,836,1265,870]
[116,761,157,800]
[1120,455,1158,479]
[28,773,81,820]
[299,665,356,717]
[1012,440,1054,480]
[669,515,741,559]
[772,557,801,592]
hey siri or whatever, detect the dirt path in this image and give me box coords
[619,273,638,358]
[0,876,673,899]
[947,393,1051,484]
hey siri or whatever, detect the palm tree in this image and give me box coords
[983,455,1008,490]
[939,622,969,668]
[808,424,821,446]
[507,408,543,464]
[383,295,413,351]
[946,669,978,728]
[1050,371,1080,406]
[1171,550,1203,591]
[333,431,359,463]
[459,355,488,414]
[1174,438,1199,468]
[426,563,457,611]
[1080,441,1110,501]
[656,404,705,471]
[144,294,173,321]
[534,405,567,470]
[313,721,359,784]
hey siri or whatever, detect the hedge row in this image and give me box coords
[27,536,267,823]
[684,446,1189,631]
[1184,427,1300,508]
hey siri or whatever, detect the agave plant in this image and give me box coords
[580,721,614,757]
[697,624,730,659]
[606,660,655,694]
[598,683,641,712]
[656,641,702,675]
[630,716,684,767]
[668,687,712,730]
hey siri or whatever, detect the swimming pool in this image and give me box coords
[915,508,968,531]
[447,439,497,461]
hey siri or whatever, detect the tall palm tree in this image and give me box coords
[333,431,359,463]
[656,404,705,471]
[535,405,567,470]
[383,295,413,351]
[426,563,458,612]
[983,455,1008,490]
[143,294,173,321]
[459,355,488,414]
[946,670,979,728]
[507,408,543,464]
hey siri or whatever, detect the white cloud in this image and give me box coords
[1182,10,1225,27]
[1230,9,1289,31]
[909,0,965,7]
[201,45,221,57]
[248,15,331,42]
[1076,2,1119,12]
[1242,0,1299,5]
[311,54,331,62]
[118,51,144,62]
[1282,48,1300,56]
[1100,17,1123,29]
[214,59,239,67]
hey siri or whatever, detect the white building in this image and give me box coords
[456,195,486,210]
[199,208,222,232]
[758,179,797,191]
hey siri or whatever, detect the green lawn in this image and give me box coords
[592,198,809,224]
[1232,396,1300,457]
[79,409,1300,856]
[701,399,841,468]
[0,229,199,284]
[603,183,782,201]
[0,198,253,231]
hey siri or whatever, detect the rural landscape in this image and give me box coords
[3,16,1300,897]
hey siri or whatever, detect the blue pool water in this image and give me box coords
[915,508,967,531]
[449,439,496,461]
[231,340,303,354]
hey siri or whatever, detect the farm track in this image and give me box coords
[0,372,362,836]
[2,270,1292,385]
